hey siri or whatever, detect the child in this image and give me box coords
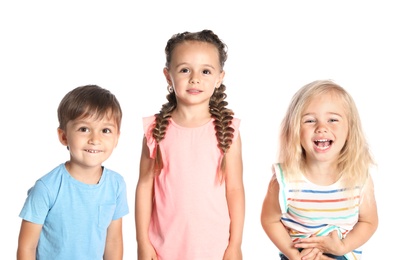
[135,29,245,260]
[17,85,129,260]
[261,80,378,260]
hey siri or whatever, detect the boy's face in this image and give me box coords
[57,113,120,170]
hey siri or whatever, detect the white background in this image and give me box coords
[1,1,391,259]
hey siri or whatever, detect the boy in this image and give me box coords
[17,85,129,260]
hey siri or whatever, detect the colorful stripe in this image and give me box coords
[274,163,363,260]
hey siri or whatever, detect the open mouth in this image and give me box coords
[85,149,101,153]
[314,139,333,150]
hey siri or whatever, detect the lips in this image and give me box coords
[85,149,102,153]
[314,139,332,150]
[187,89,202,93]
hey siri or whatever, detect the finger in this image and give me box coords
[301,248,319,260]
[315,251,322,260]
[295,242,318,249]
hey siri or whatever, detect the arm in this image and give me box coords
[103,218,123,260]
[223,134,245,260]
[135,136,157,260]
[17,220,42,260]
[294,176,379,256]
[261,174,308,260]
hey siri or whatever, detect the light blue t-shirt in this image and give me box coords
[19,163,129,260]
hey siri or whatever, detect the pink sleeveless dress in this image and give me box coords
[143,116,240,260]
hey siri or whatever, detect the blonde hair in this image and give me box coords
[279,79,374,188]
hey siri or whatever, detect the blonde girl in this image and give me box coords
[261,80,378,260]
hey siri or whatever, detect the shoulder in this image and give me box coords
[143,115,156,126]
[142,115,157,138]
[22,164,66,211]
[229,117,241,141]
[38,163,67,186]
[102,167,127,185]
[232,117,240,128]
[271,163,288,188]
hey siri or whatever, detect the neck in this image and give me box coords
[171,107,211,127]
[303,162,341,186]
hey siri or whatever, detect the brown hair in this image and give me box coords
[58,84,122,131]
[153,30,234,177]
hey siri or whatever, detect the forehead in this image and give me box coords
[72,110,119,126]
[304,92,347,115]
[171,41,220,63]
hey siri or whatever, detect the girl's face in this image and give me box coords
[163,41,225,109]
[57,113,120,170]
[300,92,349,165]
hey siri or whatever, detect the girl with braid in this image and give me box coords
[135,29,245,260]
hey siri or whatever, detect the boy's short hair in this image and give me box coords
[57,85,122,130]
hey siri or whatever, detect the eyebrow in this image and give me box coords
[174,62,216,70]
[302,112,344,118]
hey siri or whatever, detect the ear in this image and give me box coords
[57,128,68,147]
[217,70,225,88]
[163,67,172,86]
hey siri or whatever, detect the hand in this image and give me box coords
[223,244,242,260]
[299,247,322,260]
[299,247,337,260]
[294,230,344,256]
[318,255,336,260]
[137,243,158,260]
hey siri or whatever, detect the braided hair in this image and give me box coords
[152,30,235,178]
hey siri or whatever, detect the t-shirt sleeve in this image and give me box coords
[113,175,129,220]
[19,180,51,225]
[142,115,157,159]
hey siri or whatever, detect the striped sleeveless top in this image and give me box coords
[274,163,363,260]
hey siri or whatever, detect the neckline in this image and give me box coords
[169,117,214,129]
[300,172,342,187]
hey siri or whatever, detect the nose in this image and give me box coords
[190,73,200,84]
[88,131,100,145]
[315,123,328,133]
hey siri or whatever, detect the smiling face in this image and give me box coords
[300,91,349,166]
[57,112,120,170]
[163,41,225,109]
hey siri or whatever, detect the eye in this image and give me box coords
[102,128,112,134]
[202,69,211,75]
[180,68,190,73]
[303,119,315,124]
[79,127,89,132]
[329,118,339,123]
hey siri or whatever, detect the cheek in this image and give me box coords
[300,137,308,149]
[113,137,120,147]
[343,129,349,141]
[299,128,308,139]
[209,87,217,96]
[300,129,313,148]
